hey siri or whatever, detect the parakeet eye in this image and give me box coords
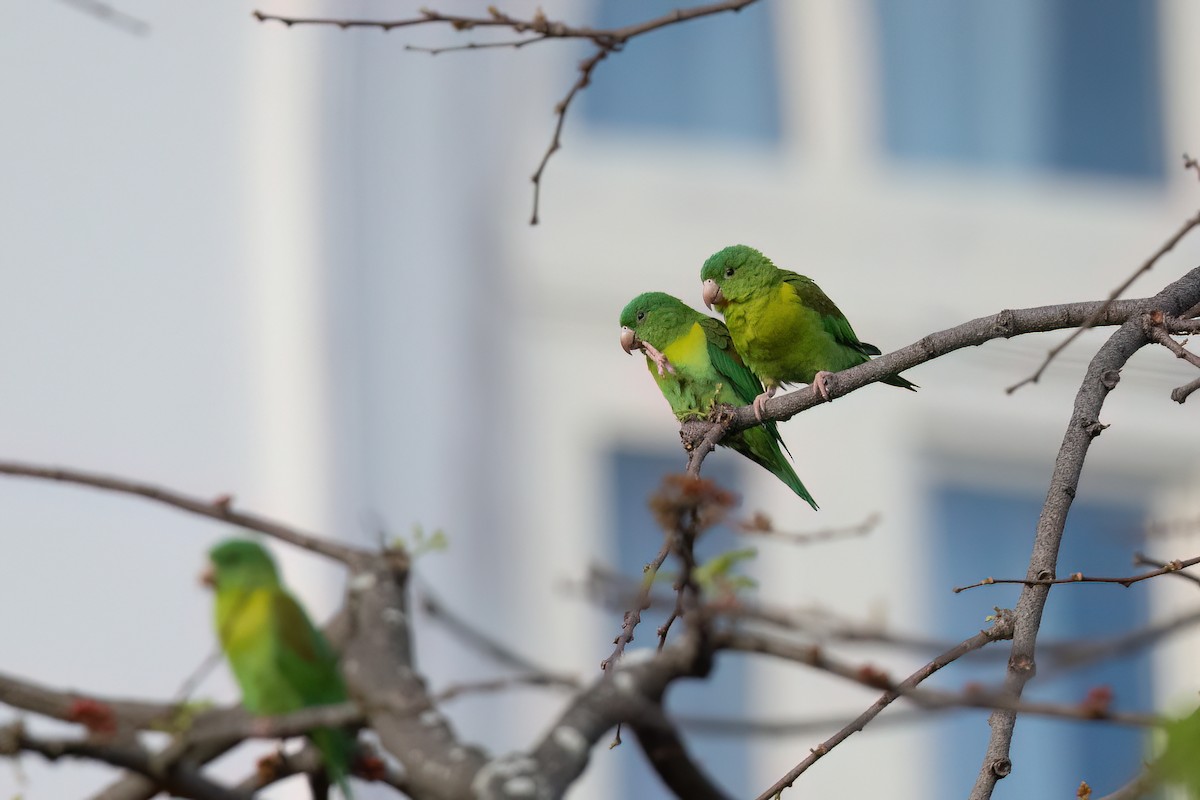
[636,310,646,322]
[724,268,735,278]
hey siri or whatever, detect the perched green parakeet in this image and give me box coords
[700,244,916,419]
[619,292,818,509]
[205,538,355,799]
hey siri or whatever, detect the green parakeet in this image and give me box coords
[205,538,355,799]
[700,244,916,419]
[619,292,818,509]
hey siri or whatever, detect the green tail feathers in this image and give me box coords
[311,726,356,799]
[766,456,819,511]
[733,428,819,510]
[883,373,919,391]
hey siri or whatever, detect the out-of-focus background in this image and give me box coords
[4,1,1200,798]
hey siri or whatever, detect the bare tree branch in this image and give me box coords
[0,461,367,564]
[1007,209,1200,393]
[753,612,1015,800]
[738,512,879,545]
[0,670,177,732]
[232,742,411,796]
[338,557,488,800]
[0,722,247,800]
[418,587,579,687]
[1135,553,1200,588]
[518,632,715,799]
[679,295,1157,475]
[968,264,1200,800]
[629,714,731,800]
[954,555,1199,593]
[251,2,760,45]
[1092,771,1157,800]
[56,0,149,36]
[252,0,762,225]
[601,540,672,671]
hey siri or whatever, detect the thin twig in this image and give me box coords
[1006,210,1200,393]
[723,628,1155,729]
[752,612,1014,800]
[1144,311,1200,369]
[601,541,671,671]
[658,506,703,651]
[172,649,224,704]
[1134,553,1200,588]
[56,0,149,35]
[404,36,546,55]
[1143,514,1200,542]
[530,46,610,225]
[954,556,1197,594]
[434,674,581,703]
[1093,771,1157,800]
[252,0,762,225]
[738,512,879,545]
[417,586,575,685]
[1185,153,1200,182]
[251,1,760,43]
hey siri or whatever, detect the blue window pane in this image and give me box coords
[931,484,1151,797]
[874,0,1163,179]
[1045,1,1164,177]
[583,1,782,143]
[609,448,748,798]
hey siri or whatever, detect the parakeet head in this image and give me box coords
[619,292,698,353]
[204,538,281,591]
[700,245,777,310]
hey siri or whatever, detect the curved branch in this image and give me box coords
[251,1,760,43]
[629,715,731,800]
[680,295,1157,475]
[968,266,1200,800]
[0,723,246,800]
[753,612,1015,800]
[1008,210,1200,392]
[0,670,177,731]
[0,461,366,564]
[252,0,761,225]
[513,633,714,799]
[338,559,489,800]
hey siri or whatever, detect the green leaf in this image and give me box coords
[693,548,758,596]
[1158,708,1200,797]
[390,524,450,559]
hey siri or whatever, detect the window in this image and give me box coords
[874,0,1163,179]
[929,484,1151,797]
[609,448,749,797]
[582,0,782,144]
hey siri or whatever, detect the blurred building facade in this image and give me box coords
[4,1,1200,799]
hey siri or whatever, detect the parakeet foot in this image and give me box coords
[640,341,676,376]
[814,371,834,402]
[752,387,776,421]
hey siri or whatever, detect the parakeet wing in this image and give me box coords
[698,317,764,405]
[272,592,347,706]
[781,271,881,357]
[699,317,793,458]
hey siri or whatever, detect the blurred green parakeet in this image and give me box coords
[700,244,916,419]
[205,538,355,799]
[619,292,818,509]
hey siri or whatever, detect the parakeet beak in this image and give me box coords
[702,279,724,310]
[199,563,215,589]
[620,326,639,355]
